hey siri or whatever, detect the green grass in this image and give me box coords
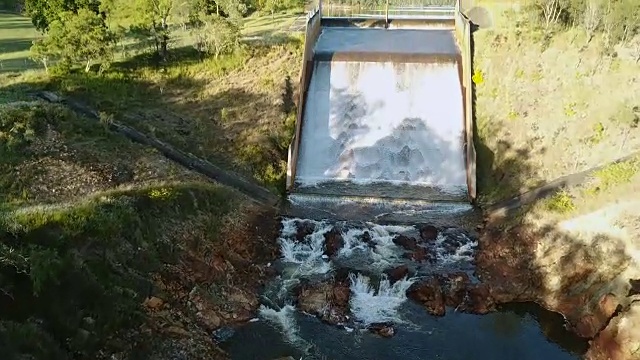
[242,10,303,38]
[589,157,640,193]
[0,8,304,195]
[0,182,241,358]
[0,9,298,359]
[0,12,41,72]
[542,190,576,214]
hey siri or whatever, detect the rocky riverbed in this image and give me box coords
[478,201,640,360]
[216,217,587,359]
[142,199,640,360]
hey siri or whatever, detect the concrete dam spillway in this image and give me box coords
[297,57,467,195]
[227,5,588,360]
[287,14,476,211]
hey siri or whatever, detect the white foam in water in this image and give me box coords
[270,218,477,333]
[349,273,416,325]
[296,60,467,196]
[433,232,478,264]
[259,304,304,345]
[279,219,333,276]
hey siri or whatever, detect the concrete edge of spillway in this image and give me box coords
[287,3,477,207]
[313,52,461,64]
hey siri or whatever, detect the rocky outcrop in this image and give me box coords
[295,220,316,241]
[392,234,433,262]
[407,273,495,316]
[419,225,439,241]
[368,322,396,338]
[586,301,640,360]
[407,277,445,316]
[477,202,640,358]
[384,265,409,283]
[324,227,345,257]
[393,234,418,250]
[296,277,351,325]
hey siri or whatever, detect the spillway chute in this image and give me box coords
[286,0,476,220]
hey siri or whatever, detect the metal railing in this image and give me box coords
[317,0,457,20]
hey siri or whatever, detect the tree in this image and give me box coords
[135,0,174,61]
[24,0,101,32]
[602,0,640,46]
[533,0,566,29]
[172,0,193,30]
[191,14,239,58]
[258,0,281,18]
[29,38,52,72]
[582,0,603,44]
[29,9,115,72]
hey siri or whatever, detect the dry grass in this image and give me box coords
[474,2,640,205]
[0,100,205,207]
[41,34,304,193]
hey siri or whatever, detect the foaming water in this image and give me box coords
[272,218,477,329]
[258,305,304,345]
[349,273,415,325]
[283,193,479,229]
[295,60,467,199]
[224,217,587,360]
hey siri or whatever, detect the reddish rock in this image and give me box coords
[573,293,620,338]
[407,277,445,316]
[332,282,351,307]
[475,227,542,305]
[295,221,316,241]
[463,284,495,314]
[324,227,344,257]
[369,322,395,338]
[403,247,431,262]
[586,302,640,360]
[442,272,471,308]
[476,222,629,342]
[298,282,332,315]
[393,234,418,250]
[297,279,350,325]
[419,225,439,241]
[385,265,409,283]
[599,293,620,319]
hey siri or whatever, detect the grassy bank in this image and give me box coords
[0,99,279,359]
[0,8,304,195]
[0,183,237,358]
[0,8,291,359]
[473,1,640,208]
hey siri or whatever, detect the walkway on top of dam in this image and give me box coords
[314,27,460,61]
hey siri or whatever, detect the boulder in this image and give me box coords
[407,277,445,316]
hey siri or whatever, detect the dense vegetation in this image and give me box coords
[22,0,303,72]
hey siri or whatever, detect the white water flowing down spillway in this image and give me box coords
[219,25,586,360]
[295,60,467,200]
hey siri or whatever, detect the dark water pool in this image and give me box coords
[222,301,587,360]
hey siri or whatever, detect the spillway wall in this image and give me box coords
[287,1,475,203]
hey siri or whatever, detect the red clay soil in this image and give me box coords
[102,204,281,360]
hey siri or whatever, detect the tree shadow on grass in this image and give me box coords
[0,42,296,194]
[0,38,35,54]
